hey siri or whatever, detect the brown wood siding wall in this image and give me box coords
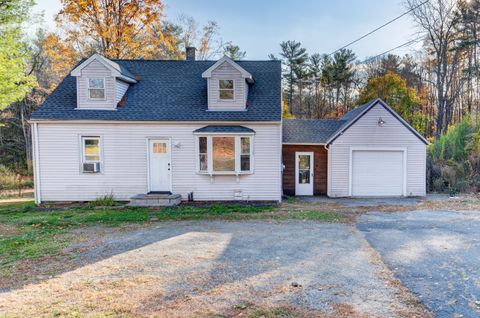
[282,145,328,196]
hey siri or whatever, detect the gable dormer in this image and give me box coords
[71,54,136,110]
[202,56,253,111]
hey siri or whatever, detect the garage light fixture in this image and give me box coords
[378,117,385,127]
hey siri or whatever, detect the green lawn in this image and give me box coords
[0,200,342,273]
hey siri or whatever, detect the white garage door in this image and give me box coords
[352,150,404,196]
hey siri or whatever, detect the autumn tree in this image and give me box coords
[359,73,427,134]
[56,0,177,59]
[407,0,466,138]
[32,31,79,90]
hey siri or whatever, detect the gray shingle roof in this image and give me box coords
[323,100,376,142]
[117,64,135,80]
[31,60,281,122]
[193,125,255,133]
[284,99,429,145]
[282,100,381,144]
[282,119,346,144]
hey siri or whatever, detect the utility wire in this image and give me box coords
[359,37,423,64]
[329,0,429,56]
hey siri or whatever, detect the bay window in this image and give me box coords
[240,137,250,171]
[213,136,235,171]
[199,136,208,172]
[197,135,253,174]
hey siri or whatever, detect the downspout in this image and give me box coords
[279,120,283,203]
[324,143,330,197]
[32,122,41,204]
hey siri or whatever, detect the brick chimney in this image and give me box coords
[186,47,196,61]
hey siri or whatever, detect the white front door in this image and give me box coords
[148,139,171,192]
[295,152,314,196]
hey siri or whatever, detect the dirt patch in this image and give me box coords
[0,223,19,236]
[281,195,480,224]
[0,189,34,200]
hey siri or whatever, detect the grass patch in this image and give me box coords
[86,193,119,208]
[0,201,275,271]
[249,307,293,318]
[283,210,342,222]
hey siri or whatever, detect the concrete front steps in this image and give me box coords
[128,193,182,207]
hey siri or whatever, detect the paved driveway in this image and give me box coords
[0,221,424,317]
[358,210,480,318]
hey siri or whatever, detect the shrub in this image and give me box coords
[87,193,118,207]
[428,117,480,194]
[0,165,16,190]
[432,177,446,192]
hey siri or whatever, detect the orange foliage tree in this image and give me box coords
[56,0,178,59]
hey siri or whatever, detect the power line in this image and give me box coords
[359,37,423,64]
[329,0,429,56]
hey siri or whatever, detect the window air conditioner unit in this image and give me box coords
[83,162,101,173]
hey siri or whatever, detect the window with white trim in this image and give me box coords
[88,78,105,99]
[197,135,253,174]
[81,136,102,173]
[198,136,208,172]
[240,137,250,171]
[218,79,234,100]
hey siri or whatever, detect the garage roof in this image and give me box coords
[283,99,429,145]
[282,119,345,144]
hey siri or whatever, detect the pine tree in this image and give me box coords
[223,44,246,60]
[278,41,308,112]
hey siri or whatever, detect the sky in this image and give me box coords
[33,0,421,61]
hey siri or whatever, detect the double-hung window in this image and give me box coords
[197,135,253,174]
[218,79,234,100]
[81,136,102,173]
[88,78,105,99]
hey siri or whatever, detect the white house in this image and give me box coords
[30,49,428,205]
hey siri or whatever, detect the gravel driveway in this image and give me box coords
[0,220,424,317]
[358,210,480,318]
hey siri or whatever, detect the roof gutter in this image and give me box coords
[27,119,282,125]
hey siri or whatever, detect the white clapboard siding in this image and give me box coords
[115,80,129,104]
[328,104,426,197]
[36,122,282,202]
[207,62,247,111]
[77,60,116,109]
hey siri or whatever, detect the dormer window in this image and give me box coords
[88,78,105,99]
[202,56,253,111]
[219,79,234,100]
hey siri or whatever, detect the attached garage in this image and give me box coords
[282,99,429,198]
[327,99,429,197]
[350,149,405,196]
